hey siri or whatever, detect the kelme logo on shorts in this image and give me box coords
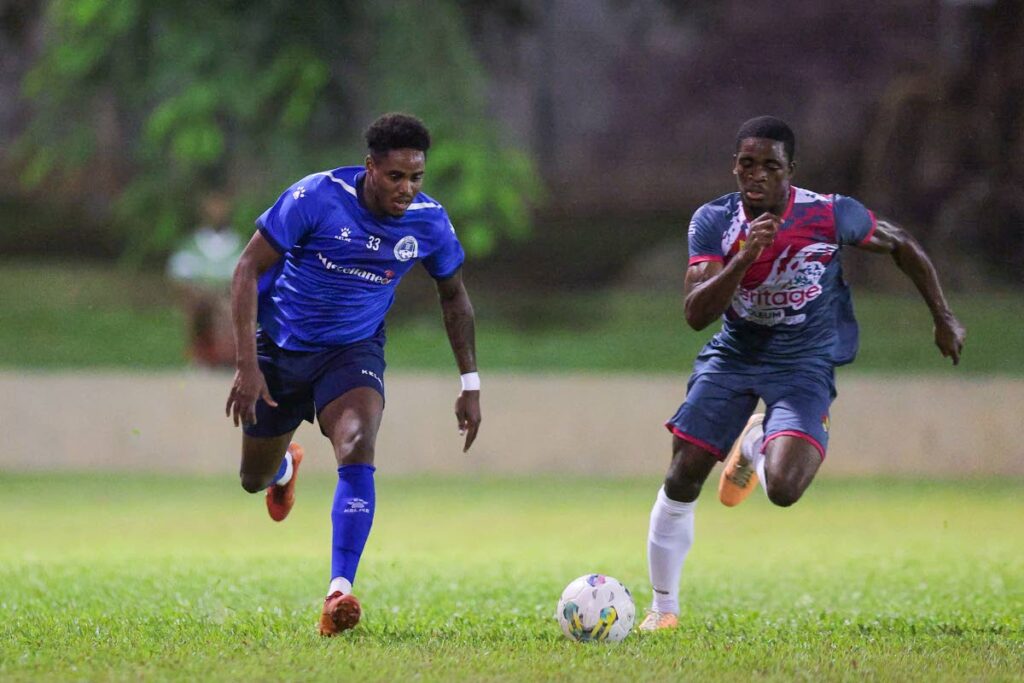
[394,236,418,262]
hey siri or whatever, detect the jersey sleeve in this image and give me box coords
[687,205,724,265]
[255,178,322,253]
[833,195,877,246]
[421,211,466,280]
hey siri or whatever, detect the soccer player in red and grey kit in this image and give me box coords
[639,116,966,631]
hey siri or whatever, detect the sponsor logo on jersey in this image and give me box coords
[361,368,383,387]
[394,236,419,262]
[317,252,393,285]
[732,242,836,326]
[333,226,353,242]
[292,186,306,200]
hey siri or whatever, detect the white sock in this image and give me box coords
[756,455,768,494]
[274,451,293,487]
[742,422,768,493]
[328,576,352,596]
[647,486,696,615]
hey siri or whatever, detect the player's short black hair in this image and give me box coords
[736,116,796,163]
[365,113,431,158]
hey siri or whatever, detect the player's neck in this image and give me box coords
[357,173,388,218]
[742,186,792,220]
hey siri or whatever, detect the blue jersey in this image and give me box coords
[687,186,876,366]
[255,166,465,350]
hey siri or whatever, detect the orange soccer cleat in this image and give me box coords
[318,591,362,636]
[637,610,679,632]
[266,442,304,522]
[718,413,765,507]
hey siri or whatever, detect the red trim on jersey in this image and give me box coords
[763,430,826,461]
[688,254,724,266]
[827,194,839,244]
[859,210,878,245]
[665,424,725,460]
[780,186,797,221]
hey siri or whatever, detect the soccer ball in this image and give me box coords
[556,574,635,642]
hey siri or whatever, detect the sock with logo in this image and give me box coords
[330,464,376,590]
[271,450,293,487]
[647,486,696,615]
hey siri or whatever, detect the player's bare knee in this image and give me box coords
[335,428,376,466]
[663,472,702,503]
[239,472,270,494]
[663,443,714,502]
[766,482,803,507]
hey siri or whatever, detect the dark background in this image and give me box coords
[2,0,1021,293]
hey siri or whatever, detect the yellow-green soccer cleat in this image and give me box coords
[718,413,765,507]
[638,610,679,632]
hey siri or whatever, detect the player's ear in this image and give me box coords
[365,154,375,172]
[731,154,738,175]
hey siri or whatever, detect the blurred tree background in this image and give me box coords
[3,0,1022,284]
[0,0,1022,370]
[4,0,537,263]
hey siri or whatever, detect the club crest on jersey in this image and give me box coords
[394,236,418,262]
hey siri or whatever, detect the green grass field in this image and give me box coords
[2,474,1021,681]
[1,260,1022,373]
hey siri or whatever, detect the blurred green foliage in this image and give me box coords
[1,262,1021,373]
[16,0,538,262]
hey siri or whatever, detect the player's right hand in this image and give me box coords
[934,313,966,366]
[455,390,481,453]
[225,364,278,428]
[742,212,780,260]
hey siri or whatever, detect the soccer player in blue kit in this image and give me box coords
[224,113,481,636]
[639,116,966,631]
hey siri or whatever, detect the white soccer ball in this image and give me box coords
[556,574,635,642]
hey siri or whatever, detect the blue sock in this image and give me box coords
[271,453,289,485]
[331,464,376,585]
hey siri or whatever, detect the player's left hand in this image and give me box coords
[455,390,481,452]
[934,313,966,365]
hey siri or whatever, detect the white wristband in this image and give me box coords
[460,372,480,391]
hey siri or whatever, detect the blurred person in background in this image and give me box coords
[639,116,966,632]
[166,191,242,368]
[223,113,482,636]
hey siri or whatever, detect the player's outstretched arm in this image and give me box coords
[684,212,780,330]
[854,218,966,365]
[225,232,281,427]
[436,269,481,452]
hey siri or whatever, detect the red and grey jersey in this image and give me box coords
[687,186,876,366]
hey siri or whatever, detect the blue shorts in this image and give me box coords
[243,329,386,438]
[665,354,836,461]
